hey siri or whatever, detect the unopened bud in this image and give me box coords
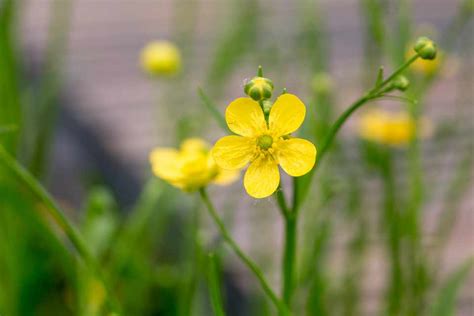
[392,75,410,91]
[311,72,333,95]
[414,37,437,60]
[244,77,274,101]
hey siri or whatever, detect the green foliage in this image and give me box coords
[0,0,472,315]
[430,258,473,316]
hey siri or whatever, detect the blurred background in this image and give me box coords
[0,0,473,315]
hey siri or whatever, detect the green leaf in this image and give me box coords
[198,88,229,133]
[375,66,384,86]
[430,257,474,316]
[0,0,22,154]
[0,124,17,134]
[207,253,226,316]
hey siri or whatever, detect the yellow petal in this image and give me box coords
[149,148,182,180]
[212,136,255,170]
[244,155,280,198]
[276,138,317,177]
[269,94,306,136]
[181,138,209,153]
[226,97,267,137]
[213,168,240,185]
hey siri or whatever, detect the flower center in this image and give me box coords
[257,135,273,150]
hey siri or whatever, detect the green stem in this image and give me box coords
[381,151,404,316]
[276,186,290,219]
[198,188,289,315]
[0,146,120,313]
[294,53,420,212]
[208,253,227,316]
[282,214,297,307]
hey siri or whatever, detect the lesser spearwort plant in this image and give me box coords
[147,38,439,315]
[1,0,473,314]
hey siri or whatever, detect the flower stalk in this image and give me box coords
[198,188,289,315]
[294,52,421,211]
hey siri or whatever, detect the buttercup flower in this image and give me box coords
[358,108,432,146]
[211,94,317,199]
[150,138,239,192]
[140,41,181,76]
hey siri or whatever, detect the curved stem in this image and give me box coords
[199,188,289,315]
[294,53,420,212]
[0,146,120,313]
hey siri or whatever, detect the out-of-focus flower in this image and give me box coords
[358,108,433,146]
[212,94,317,199]
[150,138,239,192]
[140,41,181,76]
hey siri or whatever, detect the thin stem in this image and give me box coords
[381,151,404,316]
[198,188,289,315]
[208,253,226,316]
[282,215,297,307]
[276,186,290,219]
[369,54,419,95]
[0,146,120,313]
[294,53,420,212]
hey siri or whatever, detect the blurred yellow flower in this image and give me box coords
[140,41,181,76]
[212,94,317,199]
[150,138,239,192]
[358,108,432,146]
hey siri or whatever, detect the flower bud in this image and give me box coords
[140,41,181,76]
[244,77,274,101]
[311,72,333,96]
[392,75,410,91]
[414,37,437,60]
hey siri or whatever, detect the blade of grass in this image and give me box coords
[0,145,120,313]
[198,88,229,133]
[205,0,259,91]
[27,0,73,178]
[0,124,17,134]
[430,258,474,316]
[0,0,22,155]
[207,253,226,316]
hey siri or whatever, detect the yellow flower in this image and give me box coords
[358,108,432,146]
[140,41,181,76]
[211,94,317,199]
[149,138,239,192]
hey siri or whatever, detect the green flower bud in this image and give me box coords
[414,37,437,60]
[392,75,410,91]
[244,77,274,101]
[311,72,333,96]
